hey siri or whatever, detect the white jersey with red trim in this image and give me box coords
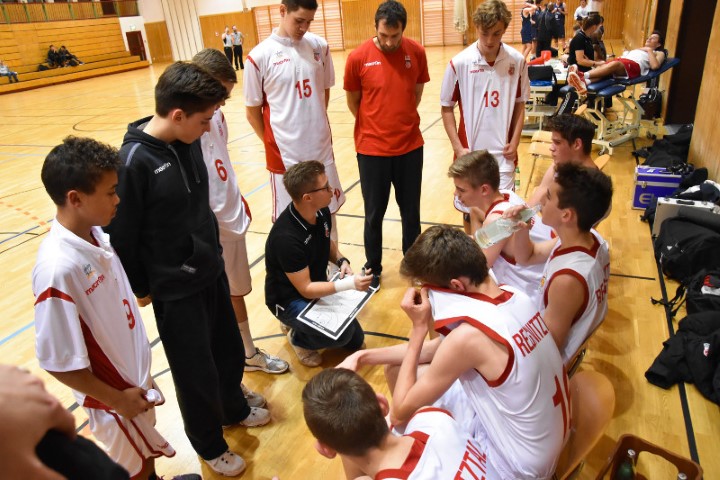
[429,286,568,480]
[32,221,174,475]
[540,230,610,364]
[201,108,251,241]
[622,49,654,76]
[244,30,335,173]
[440,43,529,175]
[377,408,498,480]
[488,190,552,305]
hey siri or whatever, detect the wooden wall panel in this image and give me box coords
[145,21,173,63]
[198,11,259,55]
[341,0,421,50]
[688,2,720,181]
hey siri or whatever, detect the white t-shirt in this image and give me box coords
[540,230,610,364]
[574,6,588,19]
[200,108,251,241]
[33,221,173,475]
[623,49,655,76]
[487,191,552,305]
[429,286,568,479]
[440,43,529,175]
[244,30,335,174]
[379,408,498,479]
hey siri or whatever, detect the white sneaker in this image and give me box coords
[206,450,246,477]
[244,348,289,374]
[238,407,271,427]
[241,383,266,408]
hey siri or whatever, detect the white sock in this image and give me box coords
[238,321,256,358]
[584,72,592,84]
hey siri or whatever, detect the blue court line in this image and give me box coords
[0,224,40,245]
[0,320,34,347]
[243,181,269,198]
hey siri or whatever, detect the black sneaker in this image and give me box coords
[370,274,381,291]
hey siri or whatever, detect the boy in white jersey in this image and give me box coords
[509,163,612,365]
[441,0,529,198]
[193,48,289,376]
[448,150,552,305]
[32,137,197,480]
[303,368,493,479]
[526,114,599,207]
[244,0,345,236]
[339,226,568,479]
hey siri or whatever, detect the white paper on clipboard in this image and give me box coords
[296,272,378,340]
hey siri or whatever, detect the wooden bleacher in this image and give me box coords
[0,17,149,94]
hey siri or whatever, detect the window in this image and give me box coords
[421,0,463,46]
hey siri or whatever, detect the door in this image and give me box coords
[126,31,146,61]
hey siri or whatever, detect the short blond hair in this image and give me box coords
[472,0,512,30]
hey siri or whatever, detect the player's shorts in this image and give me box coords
[454,171,516,213]
[221,235,252,296]
[554,22,566,39]
[612,57,641,79]
[270,162,346,221]
[87,405,175,477]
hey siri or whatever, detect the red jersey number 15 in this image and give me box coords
[295,79,313,99]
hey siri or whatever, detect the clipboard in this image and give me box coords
[296,272,378,340]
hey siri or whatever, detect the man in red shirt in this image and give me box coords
[344,0,429,288]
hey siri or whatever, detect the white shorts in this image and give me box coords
[221,235,252,296]
[88,406,175,477]
[270,162,346,222]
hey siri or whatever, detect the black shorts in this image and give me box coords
[554,23,565,39]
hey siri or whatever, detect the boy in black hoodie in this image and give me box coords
[106,62,270,477]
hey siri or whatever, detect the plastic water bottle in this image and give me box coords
[514,166,521,191]
[613,449,637,480]
[473,204,541,249]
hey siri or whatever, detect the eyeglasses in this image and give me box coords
[304,182,332,195]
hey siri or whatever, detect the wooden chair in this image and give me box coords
[553,370,615,480]
[594,154,610,170]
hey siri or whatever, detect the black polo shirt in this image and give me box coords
[265,204,332,312]
[568,30,594,72]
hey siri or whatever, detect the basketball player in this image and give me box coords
[193,48,289,376]
[32,136,192,479]
[244,0,345,240]
[508,163,612,364]
[448,150,550,305]
[527,114,599,207]
[339,226,568,479]
[302,368,495,479]
[441,0,529,198]
[106,62,270,477]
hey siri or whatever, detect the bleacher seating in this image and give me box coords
[0,17,149,94]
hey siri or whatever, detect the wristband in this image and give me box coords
[336,257,350,268]
[334,275,355,292]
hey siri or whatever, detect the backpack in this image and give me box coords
[652,269,720,317]
[654,216,720,282]
[639,88,662,119]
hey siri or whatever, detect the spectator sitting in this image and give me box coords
[47,45,62,68]
[0,60,19,83]
[59,46,83,67]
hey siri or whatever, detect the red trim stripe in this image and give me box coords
[428,285,514,305]
[543,269,589,325]
[375,432,428,479]
[433,315,515,387]
[549,234,601,260]
[34,287,74,306]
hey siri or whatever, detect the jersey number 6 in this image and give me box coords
[215,159,228,182]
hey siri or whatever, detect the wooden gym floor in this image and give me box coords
[0,44,717,479]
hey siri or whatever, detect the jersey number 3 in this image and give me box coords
[295,79,313,99]
[123,299,136,330]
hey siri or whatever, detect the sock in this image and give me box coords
[584,72,592,84]
[238,321,256,358]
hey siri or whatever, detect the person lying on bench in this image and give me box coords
[567,30,666,95]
